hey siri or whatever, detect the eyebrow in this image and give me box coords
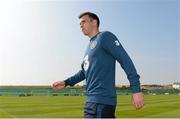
[80,20,86,25]
[81,19,86,23]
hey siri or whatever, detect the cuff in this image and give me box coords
[64,79,70,87]
[131,85,141,93]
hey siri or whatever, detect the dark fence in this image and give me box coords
[0,86,179,96]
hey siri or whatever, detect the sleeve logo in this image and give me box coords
[115,40,120,46]
[83,55,89,71]
[90,41,97,49]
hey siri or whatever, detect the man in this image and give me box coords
[52,12,144,118]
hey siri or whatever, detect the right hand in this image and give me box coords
[51,81,65,91]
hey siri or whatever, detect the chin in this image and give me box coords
[82,32,88,36]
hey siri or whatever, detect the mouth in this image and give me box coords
[81,28,85,32]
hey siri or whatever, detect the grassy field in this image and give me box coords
[0,95,180,118]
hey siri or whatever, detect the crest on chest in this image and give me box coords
[90,41,97,49]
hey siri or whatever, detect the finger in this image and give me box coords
[52,85,57,90]
[132,101,135,108]
[53,82,60,87]
[140,102,144,108]
[135,103,140,110]
[52,84,59,90]
[135,104,141,110]
[134,101,142,110]
[136,102,144,110]
[137,103,141,110]
[51,83,56,88]
[132,98,136,109]
[52,83,56,88]
[53,86,59,91]
[53,82,58,86]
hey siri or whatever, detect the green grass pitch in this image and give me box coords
[0,95,180,118]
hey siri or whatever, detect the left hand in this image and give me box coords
[132,92,144,110]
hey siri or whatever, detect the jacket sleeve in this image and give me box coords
[100,31,141,93]
[64,63,85,86]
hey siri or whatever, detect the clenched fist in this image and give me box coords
[132,92,144,110]
[51,81,65,91]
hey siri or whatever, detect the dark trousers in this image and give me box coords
[84,102,116,118]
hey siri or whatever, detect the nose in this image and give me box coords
[80,22,84,28]
[80,24,83,29]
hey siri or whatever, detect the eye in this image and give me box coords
[80,21,85,26]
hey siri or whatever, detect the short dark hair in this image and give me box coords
[79,12,100,28]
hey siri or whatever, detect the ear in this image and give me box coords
[92,20,98,27]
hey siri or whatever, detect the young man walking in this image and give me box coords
[52,12,144,118]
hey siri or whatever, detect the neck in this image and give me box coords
[88,29,99,38]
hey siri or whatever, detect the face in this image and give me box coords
[79,15,94,36]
